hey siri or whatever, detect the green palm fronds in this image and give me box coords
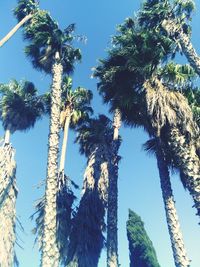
[0,80,45,133]
[14,0,39,22]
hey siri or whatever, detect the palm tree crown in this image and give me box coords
[0,80,45,133]
[14,0,39,22]
[22,10,81,74]
[60,76,93,129]
[76,114,114,157]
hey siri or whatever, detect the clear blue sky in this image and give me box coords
[0,1,200,266]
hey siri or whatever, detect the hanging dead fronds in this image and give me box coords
[144,77,196,137]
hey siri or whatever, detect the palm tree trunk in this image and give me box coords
[4,128,11,145]
[162,19,200,76]
[107,108,121,267]
[156,140,190,267]
[59,114,71,174]
[0,13,33,48]
[167,128,200,220]
[41,52,63,267]
[0,144,17,267]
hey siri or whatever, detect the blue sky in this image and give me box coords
[0,0,200,266]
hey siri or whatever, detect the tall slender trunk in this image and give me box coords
[156,139,190,267]
[107,108,121,267]
[167,128,200,219]
[59,113,71,174]
[162,19,200,76]
[0,144,17,267]
[4,128,11,145]
[41,52,63,267]
[0,13,33,48]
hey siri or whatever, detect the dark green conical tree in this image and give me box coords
[0,80,45,266]
[66,115,114,267]
[126,209,160,267]
[14,3,81,264]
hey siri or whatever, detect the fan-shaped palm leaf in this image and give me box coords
[0,80,45,134]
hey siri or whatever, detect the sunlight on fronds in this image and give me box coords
[144,78,195,136]
[159,62,196,87]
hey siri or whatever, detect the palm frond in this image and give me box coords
[14,0,39,22]
[0,80,45,133]
[75,115,113,157]
[23,9,81,74]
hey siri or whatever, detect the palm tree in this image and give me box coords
[94,17,196,266]
[0,0,39,47]
[31,76,92,265]
[59,76,93,176]
[155,64,200,219]
[139,0,200,76]
[0,79,45,267]
[106,108,122,267]
[144,137,190,267]
[93,20,170,265]
[96,14,200,216]
[66,115,114,267]
[0,80,45,143]
[15,3,82,264]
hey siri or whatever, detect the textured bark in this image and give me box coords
[82,147,102,193]
[41,53,63,267]
[162,19,200,76]
[83,145,109,202]
[0,13,33,47]
[107,109,121,267]
[0,144,17,267]
[67,145,109,267]
[113,109,122,141]
[59,111,71,174]
[167,128,200,219]
[4,129,11,145]
[156,141,190,267]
